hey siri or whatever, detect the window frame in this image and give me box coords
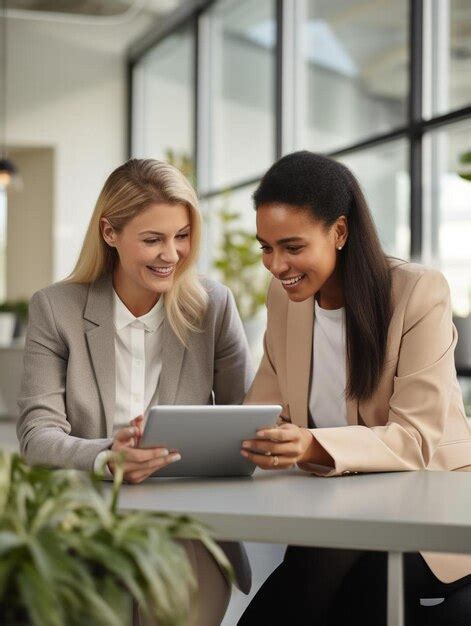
[127,0,471,375]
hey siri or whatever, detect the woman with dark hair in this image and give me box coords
[239,151,471,625]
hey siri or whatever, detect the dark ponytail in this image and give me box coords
[253,151,392,401]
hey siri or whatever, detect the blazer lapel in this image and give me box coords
[286,297,314,427]
[158,317,186,405]
[84,274,116,437]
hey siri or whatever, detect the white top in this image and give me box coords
[93,291,165,474]
[113,290,164,433]
[308,300,347,429]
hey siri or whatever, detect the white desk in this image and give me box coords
[118,469,471,626]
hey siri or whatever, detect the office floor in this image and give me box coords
[0,418,283,626]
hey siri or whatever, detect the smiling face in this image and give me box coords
[256,203,348,306]
[101,202,191,311]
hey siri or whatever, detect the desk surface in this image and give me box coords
[118,469,471,554]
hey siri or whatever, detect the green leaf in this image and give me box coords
[125,537,192,625]
[0,531,25,556]
[170,519,234,583]
[0,552,23,600]
[459,150,471,165]
[67,534,147,608]
[17,562,63,626]
[0,452,12,516]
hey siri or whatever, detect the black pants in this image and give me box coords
[238,547,471,626]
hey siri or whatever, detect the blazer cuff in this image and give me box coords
[93,449,114,480]
[297,461,337,476]
[297,429,337,477]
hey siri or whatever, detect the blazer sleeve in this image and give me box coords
[17,290,112,471]
[213,286,254,405]
[299,269,459,477]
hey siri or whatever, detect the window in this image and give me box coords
[207,0,276,189]
[131,25,195,176]
[300,0,409,152]
[423,119,471,370]
[128,0,471,384]
[204,184,267,362]
[424,0,471,118]
[340,140,410,258]
[424,120,471,316]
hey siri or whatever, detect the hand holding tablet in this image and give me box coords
[140,405,282,477]
[108,415,182,483]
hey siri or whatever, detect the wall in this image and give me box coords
[6,12,153,287]
[6,148,54,299]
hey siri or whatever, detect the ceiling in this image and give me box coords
[5,0,184,18]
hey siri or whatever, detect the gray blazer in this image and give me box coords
[17,272,253,592]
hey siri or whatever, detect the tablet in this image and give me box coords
[140,405,282,477]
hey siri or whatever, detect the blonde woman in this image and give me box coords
[17,159,253,626]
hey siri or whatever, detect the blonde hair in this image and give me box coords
[66,158,208,345]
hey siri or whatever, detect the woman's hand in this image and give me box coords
[240,422,333,470]
[108,415,181,483]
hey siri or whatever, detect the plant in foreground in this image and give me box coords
[0,452,232,626]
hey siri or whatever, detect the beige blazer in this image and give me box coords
[246,259,471,583]
[17,272,253,593]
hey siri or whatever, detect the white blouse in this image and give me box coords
[308,300,347,429]
[93,291,164,473]
[113,290,164,433]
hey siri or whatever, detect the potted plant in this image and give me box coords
[0,451,232,626]
[164,149,195,186]
[458,150,471,182]
[0,303,16,346]
[212,202,269,358]
[0,299,29,344]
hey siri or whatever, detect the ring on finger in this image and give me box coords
[272,455,279,467]
[265,451,272,456]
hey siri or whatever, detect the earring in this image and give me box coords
[337,245,343,250]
